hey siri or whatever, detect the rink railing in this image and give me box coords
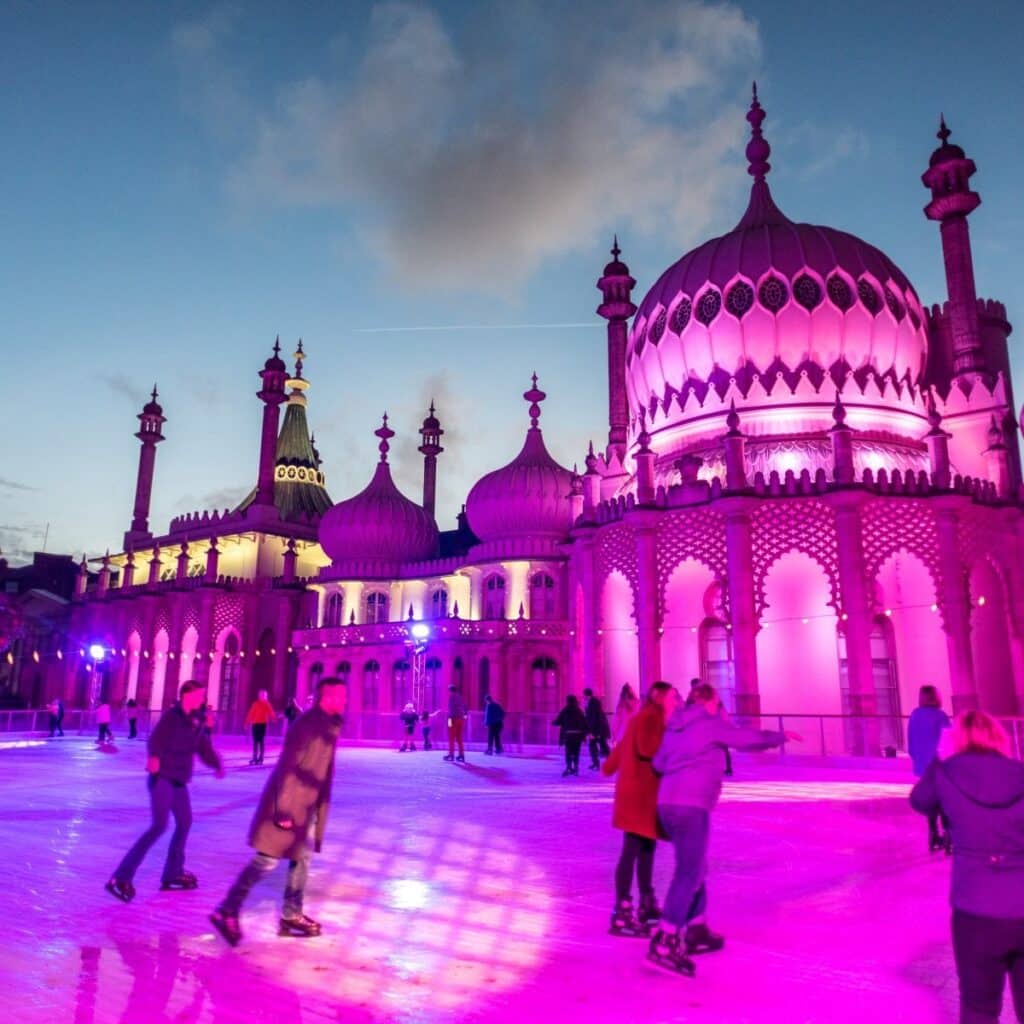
[6,707,1024,760]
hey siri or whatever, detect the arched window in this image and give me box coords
[483,574,506,620]
[478,657,490,708]
[423,657,442,712]
[309,662,324,693]
[430,587,449,620]
[325,592,344,628]
[531,656,559,713]
[700,621,735,714]
[335,660,351,684]
[530,572,557,619]
[837,618,903,751]
[220,634,241,724]
[365,591,389,625]
[362,660,380,711]
[452,656,464,691]
[392,659,410,710]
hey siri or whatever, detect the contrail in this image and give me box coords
[352,322,598,334]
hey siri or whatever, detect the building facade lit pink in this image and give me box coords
[62,93,1023,750]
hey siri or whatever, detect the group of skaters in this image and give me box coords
[46,696,140,743]
[396,686,506,759]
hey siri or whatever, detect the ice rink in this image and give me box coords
[3,733,1010,1023]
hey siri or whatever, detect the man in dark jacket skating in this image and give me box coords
[210,677,347,946]
[105,680,224,903]
[483,694,505,755]
[583,687,611,769]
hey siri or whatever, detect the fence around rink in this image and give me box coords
[5,707,1024,761]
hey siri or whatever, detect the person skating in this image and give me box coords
[47,697,64,737]
[444,685,467,762]
[399,702,418,751]
[125,698,139,739]
[602,681,679,937]
[612,683,639,745]
[105,680,224,902]
[647,682,797,976]
[553,694,588,776]
[243,689,276,765]
[284,697,301,728]
[910,710,1024,1024]
[583,687,611,769]
[96,700,113,744]
[210,677,348,946]
[420,709,438,750]
[907,684,952,852]
[483,694,505,755]
[687,678,732,777]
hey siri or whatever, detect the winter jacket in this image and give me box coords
[96,704,112,725]
[907,706,951,776]
[553,704,587,744]
[653,704,786,812]
[448,692,468,720]
[248,704,342,860]
[585,696,611,740]
[148,703,222,785]
[612,699,638,744]
[484,701,505,727]
[399,709,418,728]
[244,698,276,727]
[601,702,667,839]
[910,752,1024,919]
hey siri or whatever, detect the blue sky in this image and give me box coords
[1,0,1022,563]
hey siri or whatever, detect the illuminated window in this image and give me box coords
[325,592,344,628]
[530,656,559,713]
[362,659,380,711]
[530,572,557,619]
[430,587,449,620]
[366,591,389,624]
[483,575,506,620]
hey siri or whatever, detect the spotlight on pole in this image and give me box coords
[88,643,106,662]
[410,623,430,641]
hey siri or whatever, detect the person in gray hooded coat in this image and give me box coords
[646,682,798,975]
[910,709,1024,1024]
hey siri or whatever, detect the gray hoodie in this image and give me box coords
[910,752,1024,919]
[653,704,786,811]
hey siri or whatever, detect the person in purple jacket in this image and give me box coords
[907,684,952,852]
[911,710,1024,1024]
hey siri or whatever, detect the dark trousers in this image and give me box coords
[615,831,656,904]
[113,776,192,885]
[659,805,711,929]
[251,723,267,763]
[221,849,310,920]
[564,734,584,771]
[486,723,503,753]
[588,736,610,767]
[448,718,465,757]
[97,723,112,743]
[422,726,432,750]
[49,715,63,737]
[127,717,138,739]
[953,909,1024,1023]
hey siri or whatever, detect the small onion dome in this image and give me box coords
[142,384,163,416]
[465,376,574,546]
[264,336,287,373]
[318,415,438,565]
[603,235,631,277]
[928,116,966,168]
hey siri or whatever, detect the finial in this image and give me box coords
[273,336,281,358]
[637,408,652,452]
[611,234,621,260]
[429,399,436,416]
[988,414,1004,447]
[926,389,943,433]
[523,373,546,428]
[585,440,598,473]
[831,390,847,430]
[938,113,950,145]
[293,339,305,379]
[151,384,158,402]
[726,399,742,436]
[745,82,771,181]
[375,413,394,462]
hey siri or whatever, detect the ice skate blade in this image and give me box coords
[209,912,241,947]
[645,951,696,977]
[685,939,725,955]
[104,879,134,904]
[609,925,651,938]
[278,922,322,938]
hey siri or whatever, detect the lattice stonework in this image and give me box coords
[862,499,942,593]
[152,605,171,638]
[595,524,639,593]
[656,508,727,605]
[959,507,1009,572]
[183,601,201,633]
[751,499,839,615]
[213,594,244,637]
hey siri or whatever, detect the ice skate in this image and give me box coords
[646,928,696,977]
[105,877,135,903]
[278,913,322,938]
[443,754,455,762]
[609,900,650,937]
[928,829,944,852]
[638,893,661,926]
[455,755,465,763]
[160,871,198,891]
[210,908,242,947]
[684,920,725,955]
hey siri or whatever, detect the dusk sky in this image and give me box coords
[1,0,1022,564]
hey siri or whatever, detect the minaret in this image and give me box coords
[922,117,985,379]
[596,235,637,462]
[418,401,444,518]
[124,386,166,550]
[253,339,288,513]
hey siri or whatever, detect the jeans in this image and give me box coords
[588,736,610,766]
[952,909,1024,1023]
[564,734,584,771]
[221,850,310,920]
[486,723,503,754]
[251,723,267,763]
[448,718,465,757]
[114,776,192,884]
[614,832,656,904]
[659,805,711,930]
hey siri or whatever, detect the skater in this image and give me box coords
[553,694,588,776]
[243,689,276,765]
[444,685,467,762]
[687,678,732,777]
[96,699,113,744]
[47,697,64,737]
[284,697,302,728]
[602,681,678,937]
[421,709,438,750]
[907,684,952,853]
[612,683,639,745]
[910,710,1024,1024]
[399,702,418,751]
[583,687,611,769]
[125,698,139,739]
[647,682,796,975]
[210,676,348,947]
[483,694,505,755]
[105,680,224,903]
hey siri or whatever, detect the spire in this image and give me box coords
[735,84,788,230]
[376,413,394,463]
[524,374,546,428]
[418,401,444,518]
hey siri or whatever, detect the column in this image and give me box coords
[935,498,977,712]
[632,514,661,690]
[720,498,760,718]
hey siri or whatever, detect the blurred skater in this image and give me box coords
[444,686,467,763]
[584,687,611,769]
[612,684,639,745]
[908,684,952,852]
[484,694,505,755]
[244,689,276,765]
[554,695,588,776]
[399,702,418,751]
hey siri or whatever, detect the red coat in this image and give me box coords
[601,702,666,839]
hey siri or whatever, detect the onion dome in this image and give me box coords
[319,415,439,565]
[627,85,928,425]
[264,336,287,373]
[928,115,966,168]
[465,377,574,554]
[142,384,163,417]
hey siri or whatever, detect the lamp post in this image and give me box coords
[407,623,430,709]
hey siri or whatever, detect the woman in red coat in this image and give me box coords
[602,681,679,935]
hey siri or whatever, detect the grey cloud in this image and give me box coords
[174,485,251,515]
[0,478,38,493]
[100,373,146,404]
[175,1,761,293]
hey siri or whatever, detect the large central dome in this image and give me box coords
[627,91,928,427]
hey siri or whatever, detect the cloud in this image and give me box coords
[173,0,762,292]
[173,485,251,515]
[0,522,45,564]
[797,126,869,181]
[0,478,37,493]
[100,372,147,404]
